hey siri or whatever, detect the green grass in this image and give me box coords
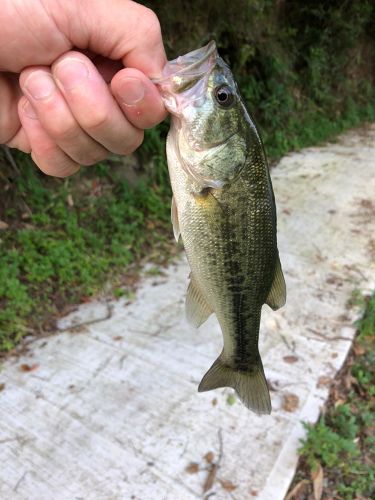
[296,293,375,499]
[0,126,172,351]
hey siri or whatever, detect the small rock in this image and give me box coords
[282,393,299,412]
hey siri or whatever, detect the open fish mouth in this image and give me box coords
[153,41,218,113]
[153,41,217,90]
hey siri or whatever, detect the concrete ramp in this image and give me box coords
[1,125,374,499]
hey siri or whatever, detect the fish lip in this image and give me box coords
[152,41,217,85]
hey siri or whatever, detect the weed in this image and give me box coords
[0,144,172,351]
[295,293,375,499]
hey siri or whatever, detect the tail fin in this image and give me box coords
[198,356,271,415]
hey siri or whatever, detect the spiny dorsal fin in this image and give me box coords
[171,196,180,242]
[186,277,213,328]
[266,255,286,311]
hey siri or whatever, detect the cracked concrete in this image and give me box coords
[0,125,374,500]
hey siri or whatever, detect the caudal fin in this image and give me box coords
[198,356,271,415]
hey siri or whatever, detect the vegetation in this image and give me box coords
[147,0,375,157]
[288,293,375,499]
[1,0,375,350]
[0,126,173,351]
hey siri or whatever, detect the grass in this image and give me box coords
[0,124,174,351]
[288,293,375,499]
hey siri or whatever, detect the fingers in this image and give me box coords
[51,52,144,155]
[49,0,167,78]
[0,73,22,144]
[111,67,167,129]
[20,65,110,165]
[6,127,31,154]
[18,96,80,177]
[18,51,166,176]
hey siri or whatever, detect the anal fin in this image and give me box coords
[186,277,213,328]
[266,255,286,311]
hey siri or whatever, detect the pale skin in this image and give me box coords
[0,0,168,177]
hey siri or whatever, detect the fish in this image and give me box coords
[155,41,286,414]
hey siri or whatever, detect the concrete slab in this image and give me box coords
[1,125,374,500]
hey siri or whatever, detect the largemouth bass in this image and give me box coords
[156,41,286,415]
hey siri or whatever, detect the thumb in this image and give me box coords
[51,0,167,78]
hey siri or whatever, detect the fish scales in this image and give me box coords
[156,41,286,414]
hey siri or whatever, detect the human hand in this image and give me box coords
[0,0,167,177]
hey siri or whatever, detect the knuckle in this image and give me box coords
[36,154,79,178]
[140,8,162,41]
[122,131,144,155]
[48,118,77,142]
[79,150,108,166]
[0,105,20,145]
[0,77,20,143]
[84,109,110,131]
[37,142,60,162]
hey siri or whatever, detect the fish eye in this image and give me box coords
[214,85,235,108]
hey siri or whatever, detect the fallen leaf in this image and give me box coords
[19,363,39,372]
[311,463,324,500]
[112,336,123,341]
[331,352,338,358]
[282,393,299,412]
[66,194,74,207]
[0,383,5,392]
[343,373,355,391]
[204,451,214,464]
[203,463,217,493]
[334,398,346,407]
[283,355,299,364]
[219,479,237,492]
[353,344,365,356]
[285,479,310,500]
[317,376,332,388]
[185,462,199,474]
[250,490,258,496]
[0,221,9,230]
[211,398,218,406]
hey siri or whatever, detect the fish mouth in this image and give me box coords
[153,41,217,89]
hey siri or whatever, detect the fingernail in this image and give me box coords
[24,71,55,100]
[118,77,145,106]
[23,99,38,119]
[54,58,89,90]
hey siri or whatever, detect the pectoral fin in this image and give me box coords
[266,255,286,310]
[171,196,180,242]
[186,277,213,328]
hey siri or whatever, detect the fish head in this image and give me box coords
[156,41,255,190]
